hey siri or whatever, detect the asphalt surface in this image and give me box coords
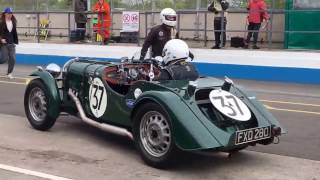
[0,65,319,179]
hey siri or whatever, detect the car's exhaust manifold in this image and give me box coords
[68,89,133,140]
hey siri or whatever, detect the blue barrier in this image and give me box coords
[16,53,320,85]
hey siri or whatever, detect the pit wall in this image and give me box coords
[16,43,320,84]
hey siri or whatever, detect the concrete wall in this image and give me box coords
[14,12,285,42]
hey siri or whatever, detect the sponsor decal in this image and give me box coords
[126,99,135,108]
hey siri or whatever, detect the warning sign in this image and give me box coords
[122,11,139,32]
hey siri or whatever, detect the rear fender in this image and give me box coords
[29,71,61,119]
[133,91,222,151]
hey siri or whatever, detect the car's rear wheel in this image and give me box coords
[133,102,178,168]
[24,79,57,131]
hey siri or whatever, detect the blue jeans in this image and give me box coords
[1,44,16,74]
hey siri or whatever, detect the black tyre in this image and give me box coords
[133,102,178,168]
[24,79,57,131]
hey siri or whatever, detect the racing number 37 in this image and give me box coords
[209,90,251,121]
[89,78,108,118]
[212,95,243,117]
[91,84,104,110]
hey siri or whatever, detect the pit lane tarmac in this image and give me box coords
[0,65,319,179]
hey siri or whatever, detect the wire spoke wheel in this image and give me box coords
[140,111,171,157]
[28,87,48,122]
[24,79,57,131]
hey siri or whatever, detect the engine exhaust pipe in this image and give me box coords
[68,89,133,140]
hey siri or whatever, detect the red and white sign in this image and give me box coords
[122,11,139,32]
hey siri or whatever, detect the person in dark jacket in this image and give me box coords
[0,7,18,79]
[208,0,229,49]
[74,0,88,42]
[140,8,178,61]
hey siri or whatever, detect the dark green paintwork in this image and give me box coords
[35,59,284,151]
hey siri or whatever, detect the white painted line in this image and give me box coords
[0,164,73,180]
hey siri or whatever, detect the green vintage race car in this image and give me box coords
[24,57,284,168]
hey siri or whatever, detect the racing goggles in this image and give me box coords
[165,15,177,21]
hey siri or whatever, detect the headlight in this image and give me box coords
[45,63,61,78]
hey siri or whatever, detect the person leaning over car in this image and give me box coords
[139,8,179,61]
[244,0,269,49]
[0,7,18,79]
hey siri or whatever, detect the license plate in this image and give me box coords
[235,126,271,145]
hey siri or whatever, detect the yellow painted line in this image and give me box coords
[265,105,320,116]
[0,75,30,81]
[261,99,320,107]
[0,80,26,85]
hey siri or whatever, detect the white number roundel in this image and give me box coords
[89,78,107,118]
[209,90,251,121]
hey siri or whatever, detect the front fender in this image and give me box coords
[30,71,61,119]
[134,91,222,151]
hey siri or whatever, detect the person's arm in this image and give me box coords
[93,3,100,12]
[260,1,270,21]
[74,0,78,11]
[0,23,6,44]
[84,0,88,11]
[140,28,155,60]
[105,2,110,16]
[13,24,18,44]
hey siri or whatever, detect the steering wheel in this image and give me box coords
[142,59,162,67]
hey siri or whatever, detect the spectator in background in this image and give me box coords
[208,0,229,49]
[244,0,269,49]
[0,7,18,79]
[93,0,111,45]
[74,0,88,42]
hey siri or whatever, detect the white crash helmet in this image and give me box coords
[160,8,177,27]
[162,39,189,65]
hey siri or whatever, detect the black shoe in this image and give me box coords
[211,45,220,49]
[252,45,260,49]
[243,44,249,49]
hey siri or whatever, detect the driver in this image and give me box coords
[158,39,199,81]
[139,8,178,61]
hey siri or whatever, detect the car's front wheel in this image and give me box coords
[24,79,57,131]
[133,102,178,168]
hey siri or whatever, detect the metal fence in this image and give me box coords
[12,8,320,49]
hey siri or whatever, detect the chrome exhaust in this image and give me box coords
[68,89,133,140]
